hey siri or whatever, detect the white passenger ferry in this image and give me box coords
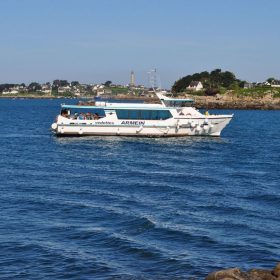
[51,92,233,137]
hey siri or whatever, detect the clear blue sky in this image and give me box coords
[0,0,279,88]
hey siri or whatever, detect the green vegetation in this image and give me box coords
[172,69,238,93]
[28,82,42,91]
[172,69,280,99]
[109,86,144,96]
[172,69,241,94]
[110,87,129,95]
[218,86,280,99]
[233,87,272,98]
[273,91,280,98]
[104,81,112,87]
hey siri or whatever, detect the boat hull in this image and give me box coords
[52,116,232,137]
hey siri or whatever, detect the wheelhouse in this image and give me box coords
[160,98,194,108]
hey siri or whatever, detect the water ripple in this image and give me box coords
[0,100,280,279]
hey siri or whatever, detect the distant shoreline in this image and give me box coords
[1,95,280,110]
[0,95,74,99]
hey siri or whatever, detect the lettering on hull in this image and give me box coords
[121,121,145,126]
[95,121,114,125]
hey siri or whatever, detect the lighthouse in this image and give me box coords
[130,71,135,87]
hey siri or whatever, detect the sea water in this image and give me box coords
[0,99,279,279]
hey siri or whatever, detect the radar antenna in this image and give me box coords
[148,68,157,91]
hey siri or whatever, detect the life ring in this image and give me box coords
[51,123,57,130]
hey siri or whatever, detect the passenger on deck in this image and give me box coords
[93,113,100,120]
[78,113,85,120]
[86,112,92,120]
[61,109,69,118]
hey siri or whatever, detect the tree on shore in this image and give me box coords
[104,81,112,87]
[53,80,69,88]
[28,82,42,92]
[266,77,275,84]
[171,69,240,94]
[0,84,17,92]
[71,81,80,87]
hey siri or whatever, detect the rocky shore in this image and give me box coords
[205,262,280,280]
[192,95,280,110]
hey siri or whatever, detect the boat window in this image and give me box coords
[116,109,172,120]
[164,100,193,107]
[62,108,105,120]
[150,110,158,120]
[130,110,139,119]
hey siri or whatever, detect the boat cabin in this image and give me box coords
[60,105,173,121]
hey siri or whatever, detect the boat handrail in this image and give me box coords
[61,104,179,110]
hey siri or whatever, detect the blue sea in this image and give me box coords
[0,98,279,279]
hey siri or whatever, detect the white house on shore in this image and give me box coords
[2,88,19,95]
[243,82,254,89]
[40,84,52,94]
[58,85,71,94]
[271,80,280,88]
[187,81,203,91]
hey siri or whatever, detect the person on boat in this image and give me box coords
[61,109,69,118]
[78,113,85,120]
[86,112,92,120]
[93,113,99,120]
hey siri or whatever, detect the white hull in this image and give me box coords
[51,91,233,137]
[52,116,232,137]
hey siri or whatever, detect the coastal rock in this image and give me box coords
[189,93,280,110]
[205,263,280,280]
[205,268,249,280]
[248,269,277,279]
[272,263,280,277]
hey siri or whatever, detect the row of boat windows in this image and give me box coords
[61,109,105,120]
[116,110,172,120]
[62,108,172,120]
[163,101,193,107]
